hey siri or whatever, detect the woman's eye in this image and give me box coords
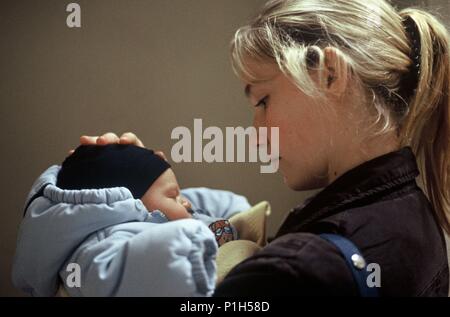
[254,96,269,109]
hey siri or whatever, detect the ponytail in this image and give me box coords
[229,0,450,233]
[399,9,450,233]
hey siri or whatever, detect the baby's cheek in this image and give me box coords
[139,196,154,212]
[163,203,192,220]
[141,193,192,219]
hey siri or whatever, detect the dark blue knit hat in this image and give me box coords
[56,144,171,198]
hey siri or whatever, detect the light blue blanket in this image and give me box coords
[12,165,250,297]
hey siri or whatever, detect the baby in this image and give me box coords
[56,144,237,246]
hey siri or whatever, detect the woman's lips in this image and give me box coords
[273,156,282,163]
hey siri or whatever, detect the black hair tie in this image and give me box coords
[398,15,422,103]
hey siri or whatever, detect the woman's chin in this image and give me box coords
[283,175,303,190]
[283,174,325,191]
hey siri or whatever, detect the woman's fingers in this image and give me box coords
[119,132,145,148]
[155,151,168,162]
[97,132,120,145]
[74,132,143,156]
[79,135,99,145]
[80,133,120,146]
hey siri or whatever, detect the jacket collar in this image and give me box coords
[275,147,420,238]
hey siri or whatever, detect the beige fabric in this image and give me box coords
[216,201,271,285]
[216,240,262,285]
[229,201,271,247]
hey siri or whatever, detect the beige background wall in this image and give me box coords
[1,0,448,296]
[396,1,450,37]
[0,0,311,296]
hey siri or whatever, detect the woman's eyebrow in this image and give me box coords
[245,78,274,97]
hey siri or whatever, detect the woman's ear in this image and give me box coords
[324,47,348,99]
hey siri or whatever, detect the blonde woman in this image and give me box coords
[214,0,450,296]
[19,0,450,296]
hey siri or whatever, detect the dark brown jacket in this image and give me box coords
[215,147,449,296]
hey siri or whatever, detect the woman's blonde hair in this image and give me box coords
[231,0,450,233]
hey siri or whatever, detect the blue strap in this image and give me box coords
[320,233,378,297]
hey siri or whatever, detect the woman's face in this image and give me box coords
[244,61,343,190]
[141,168,193,220]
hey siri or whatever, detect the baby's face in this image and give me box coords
[141,168,192,220]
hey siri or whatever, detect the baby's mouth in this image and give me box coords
[186,207,195,215]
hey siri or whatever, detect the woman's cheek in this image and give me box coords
[266,112,289,143]
[253,108,266,129]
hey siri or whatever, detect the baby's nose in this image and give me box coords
[178,196,192,209]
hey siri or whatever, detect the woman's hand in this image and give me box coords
[69,132,145,155]
[81,132,145,147]
[68,132,168,161]
[68,132,144,155]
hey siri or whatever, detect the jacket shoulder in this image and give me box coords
[214,232,358,296]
